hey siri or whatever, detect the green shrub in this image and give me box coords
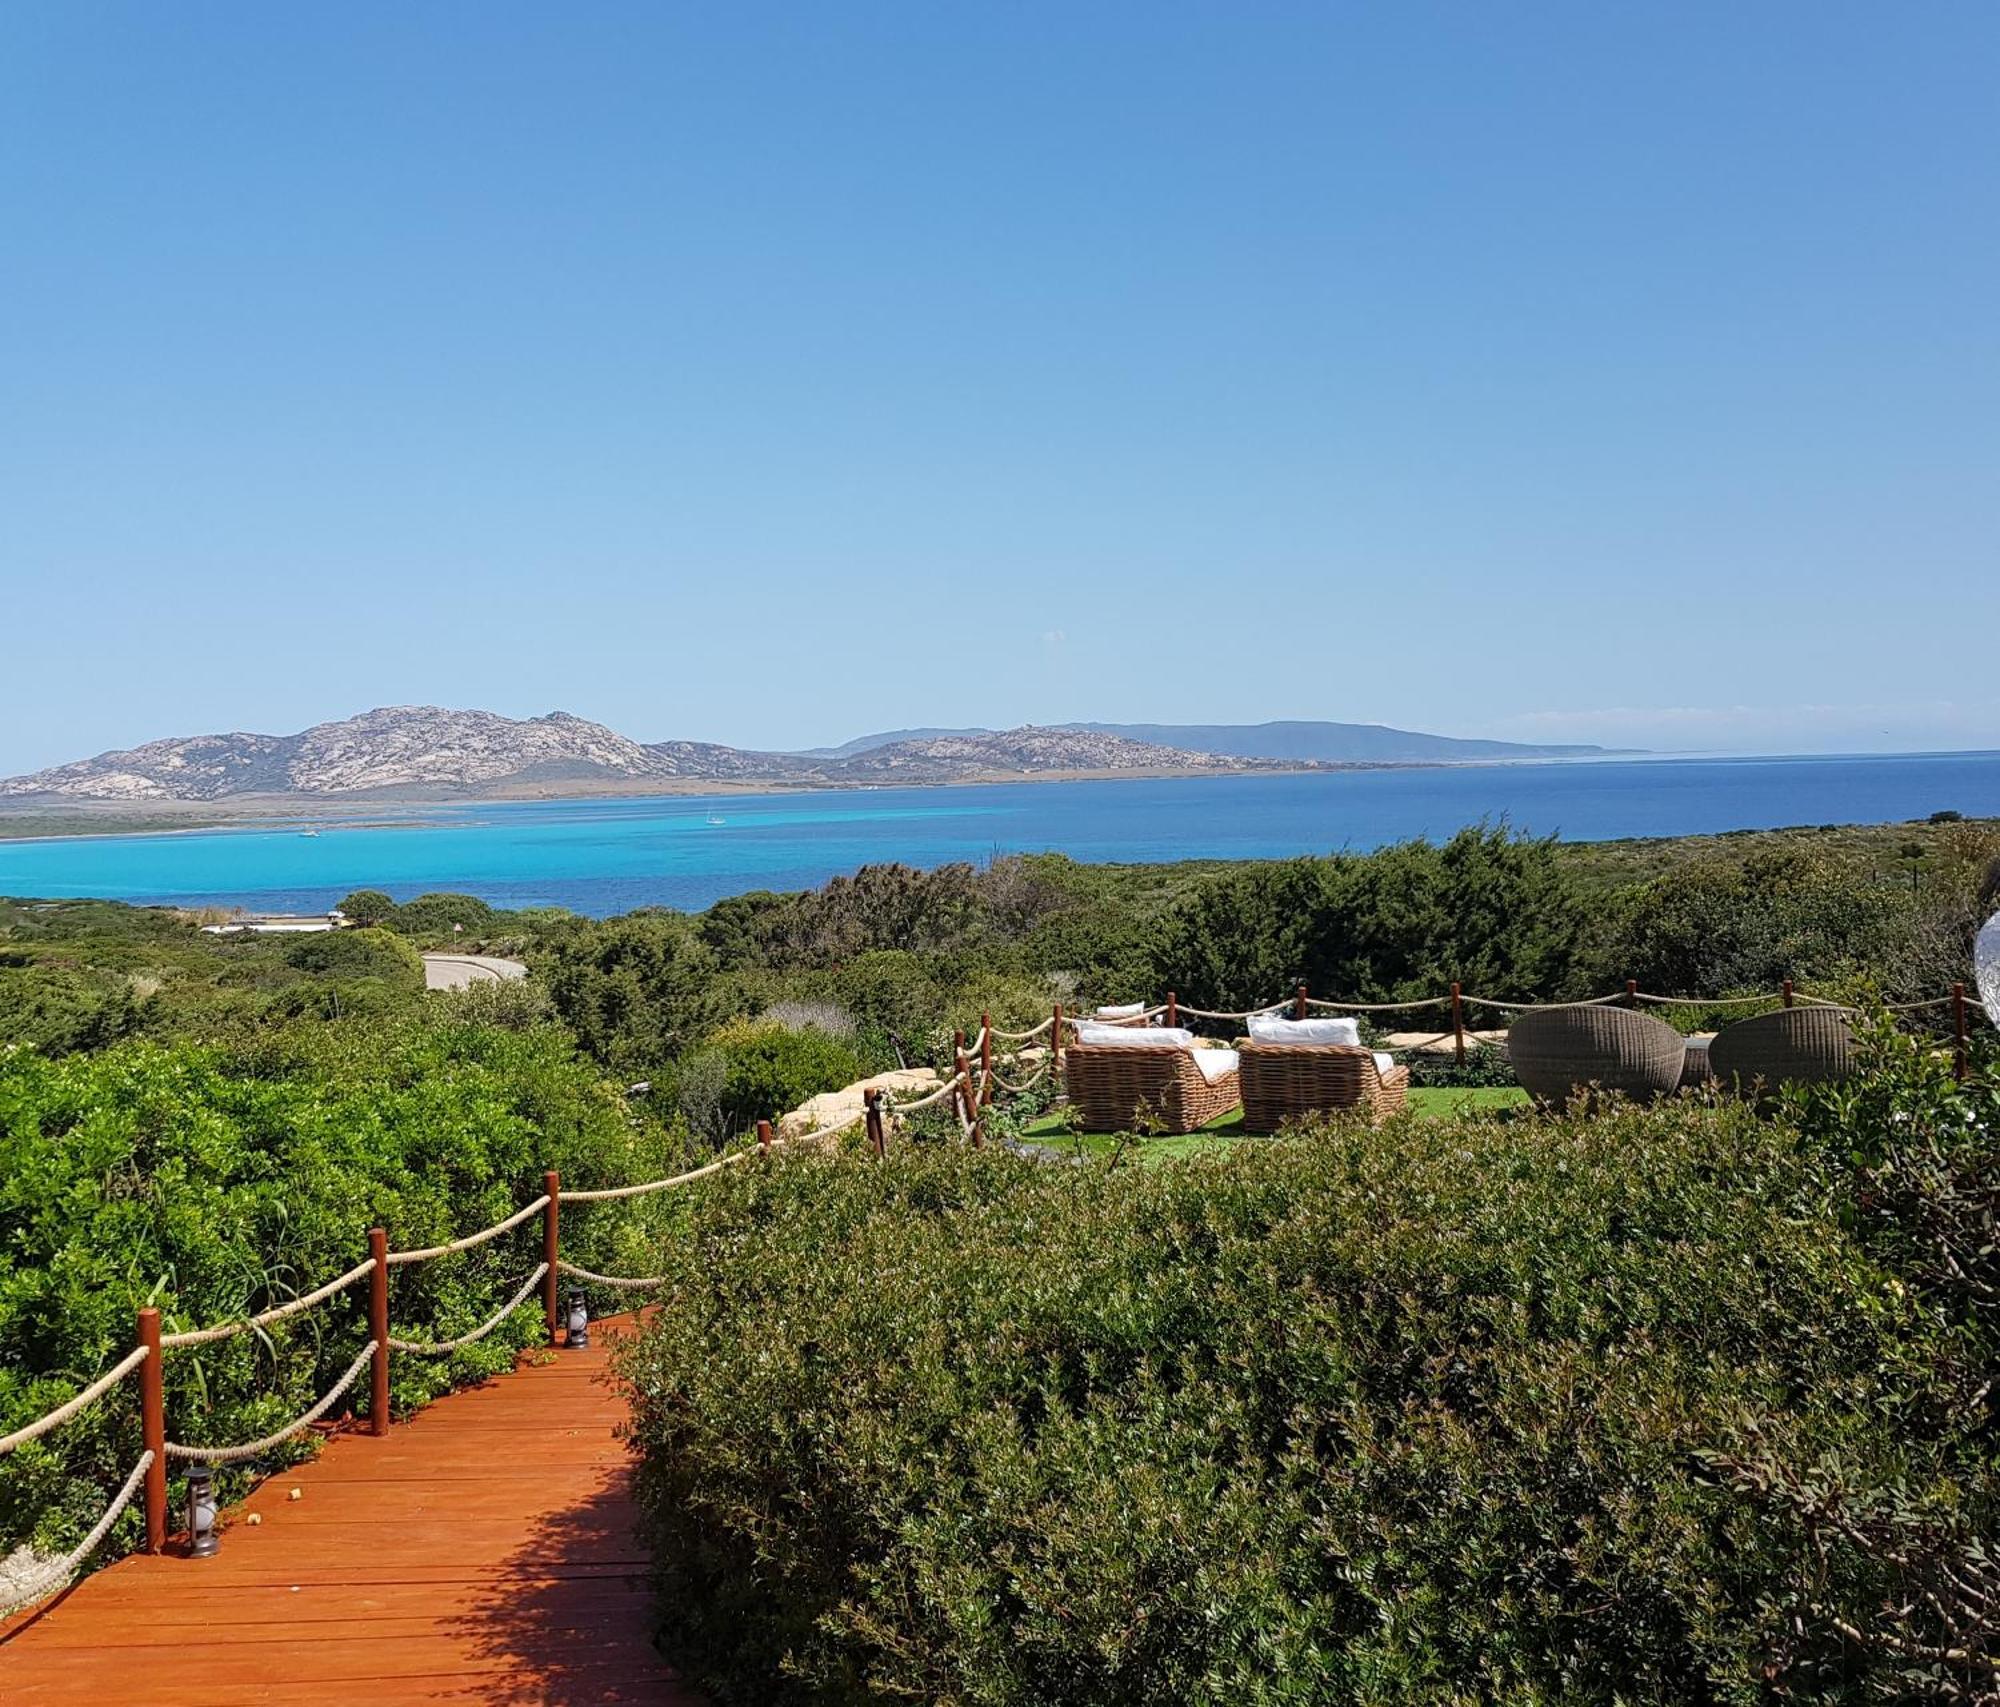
[282,925,425,987]
[0,1016,685,1570]
[387,891,496,946]
[698,1017,865,1136]
[618,1099,1989,1704]
[334,888,399,927]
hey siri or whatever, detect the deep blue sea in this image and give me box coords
[3,752,1998,917]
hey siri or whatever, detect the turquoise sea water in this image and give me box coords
[3,752,1997,917]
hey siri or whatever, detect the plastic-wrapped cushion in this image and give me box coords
[1094,1002,1147,1019]
[1190,1048,1240,1084]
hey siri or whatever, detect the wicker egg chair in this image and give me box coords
[1706,1007,1858,1101]
[1505,1005,1688,1106]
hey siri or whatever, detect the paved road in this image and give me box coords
[420,952,529,992]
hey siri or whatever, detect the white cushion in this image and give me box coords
[1246,1015,1361,1047]
[1373,1051,1396,1077]
[1190,1047,1240,1084]
[1094,1002,1147,1019]
[1073,1023,1194,1048]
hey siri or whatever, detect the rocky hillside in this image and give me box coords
[0,708,1287,802]
[826,727,1261,780]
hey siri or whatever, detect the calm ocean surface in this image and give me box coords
[4,752,1998,917]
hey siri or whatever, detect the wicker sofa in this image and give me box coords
[1505,1004,1688,1106]
[1706,1007,1857,1101]
[1062,1043,1241,1134]
[1238,1043,1409,1133]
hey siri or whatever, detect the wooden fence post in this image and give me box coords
[1954,982,1969,1082]
[864,1088,886,1158]
[1450,981,1466,1067]
[1166,990,1177,1028]
[542,1171,560,1345]
[955,1045,982,1147]
[1294,982,1309,1019]
[757,1118,773,1155]
[1626,979,1639,1008]
[368,1228,390,1437]
[980,1011,993,1108]
[1051,1003,1062,1068]
[1782,979,1795,1009]
[137,1307,166,1554]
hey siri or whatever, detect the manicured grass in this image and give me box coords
[1019,1085,1529,1161]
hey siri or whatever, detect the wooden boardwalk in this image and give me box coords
[0,1320,701,1705]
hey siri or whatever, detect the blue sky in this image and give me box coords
[3,3,1996,773]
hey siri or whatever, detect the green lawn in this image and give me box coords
[1019,1085,1529,1161]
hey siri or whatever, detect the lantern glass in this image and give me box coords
[187,1469,219,1558]
[565,1291,589,1349]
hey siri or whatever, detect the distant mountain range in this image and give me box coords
[822,721,1615,764]
[0,707,1620,804]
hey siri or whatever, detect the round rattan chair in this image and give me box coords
[1505,1005,1688,1106]
[1706,1007,1857,1101]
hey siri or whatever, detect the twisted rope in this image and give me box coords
[880,1078,962,1116]
[1304,995,1448,1014]
[1457,993,1625,1012]
[0,1451,155,1620]
[990,1017,1054,1041]
[165,1341,377,1464]
[160,1259,378,1349]
[1631,990,1777,1008]
[1384,1031,1457,1053]
[556,1260,669,1290]
[565,1153,749,1202]
[387,1267,548,1355]
[0,1347,150,1459]
[992,1061,1050,1094]
[385,1197,549,1265]
[1159,1003,1285,1022]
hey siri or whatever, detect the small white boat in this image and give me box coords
[299,829,320,838]
[705,814,727,827]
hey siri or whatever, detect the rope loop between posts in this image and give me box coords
[160,1259,379,1349]
[565,1153,749,1201]
[386,1197,550,1267]
[990,1017,1054,1042]
[1304,995,1449,1014]
[387,1267,549,1355]
[556,1260,670,1290]
[0,1450,156,1620]
[164,1341,378,1464]
[0,1346,151,1458]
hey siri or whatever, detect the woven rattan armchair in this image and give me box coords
[1706,1007,1857,1100]
[1238,1044,1409,1133]
[1062,1044,1241,1134]
[1505,1005,1688,1105]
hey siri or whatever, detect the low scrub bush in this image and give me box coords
[619,1095,1993,1704]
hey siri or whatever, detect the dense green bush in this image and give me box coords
[1150,826,1587,1011]
[282,925,425,987]
[695,1017,866,1136]
[0,1014,686,1567]
[618,1098,1991,1704]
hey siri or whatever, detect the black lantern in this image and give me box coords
[187,1467,219,1557]
[565,1290,589,1349]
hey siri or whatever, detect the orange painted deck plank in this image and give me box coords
[0,1319,703,1706]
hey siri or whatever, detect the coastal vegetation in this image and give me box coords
[1,814,1995,1692]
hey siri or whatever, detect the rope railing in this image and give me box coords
[387,1268,550,1355]
[164,1342,379,1465]
[0,1347,150,1459]
[0,1451,155,1621]
[160,1259,380,1350]
[556,1260,669,1291]
[384,1196,551,1266]
[565,1153,749,1201]
[990,1017,1054,1042]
